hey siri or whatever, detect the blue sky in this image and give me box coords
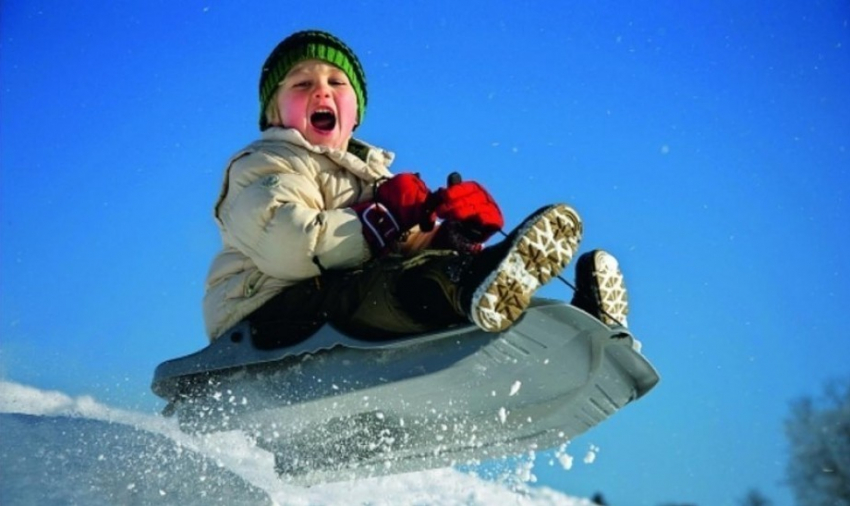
[1,1,848,504]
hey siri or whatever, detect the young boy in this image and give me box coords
[202,30,629,346]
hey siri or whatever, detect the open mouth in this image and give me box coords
[310,109,336,132]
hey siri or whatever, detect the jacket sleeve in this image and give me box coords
[215,151,370,281]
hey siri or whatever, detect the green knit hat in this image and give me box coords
[258,30,367,130]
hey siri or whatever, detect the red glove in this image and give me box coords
[434,180,504,243]
[352,173,435,255]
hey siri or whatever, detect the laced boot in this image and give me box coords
[458,204,583,333]
[570,249,630,328]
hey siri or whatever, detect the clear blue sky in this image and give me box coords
[1,1,848,504]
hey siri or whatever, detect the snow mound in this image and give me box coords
[0,381,591,505]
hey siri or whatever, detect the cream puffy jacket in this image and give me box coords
[203,128,401,340]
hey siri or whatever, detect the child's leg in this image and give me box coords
[333,251,469,339]
[248,203,582,347]
[247,251,469,347]
[245,276,328,349]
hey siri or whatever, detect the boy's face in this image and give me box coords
[275,60,359,151]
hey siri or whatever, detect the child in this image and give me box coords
[202,30,629,346]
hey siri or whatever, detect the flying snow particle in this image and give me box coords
[509,381,522,396]
[584,445,599,464]
[498,407,507,424]
[515,459,537,483]
[555,442,574,470]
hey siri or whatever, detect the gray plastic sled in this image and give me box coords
[151,298,659,485]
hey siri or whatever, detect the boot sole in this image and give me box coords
[589,250,630,328]
[470,204,582,332]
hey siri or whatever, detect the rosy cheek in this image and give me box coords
[337,92,359,128]
[278,93,308,127]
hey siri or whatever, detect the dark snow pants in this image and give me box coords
[246,250,469,349]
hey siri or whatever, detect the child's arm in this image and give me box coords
[215,152,370,280]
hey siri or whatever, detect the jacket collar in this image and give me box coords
[261,128,394,182]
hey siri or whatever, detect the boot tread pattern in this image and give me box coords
[591,251,629,327]
[471,204,582,332]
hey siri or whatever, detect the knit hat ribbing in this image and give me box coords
[258,30,367,130]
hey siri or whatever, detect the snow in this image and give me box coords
[554,444,575,471]
[510,380,522,396]
[0,380,592,505]
[583,445,600,465]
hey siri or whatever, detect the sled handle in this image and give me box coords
[420,172,462,232]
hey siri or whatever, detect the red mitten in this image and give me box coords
[352,173,434,254]
[434,180,504,243]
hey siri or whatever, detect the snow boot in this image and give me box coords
[570,249,629,328]
[460,204,583,333]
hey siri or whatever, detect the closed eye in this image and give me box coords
[293,80,311,88]
[329,72,349,86]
